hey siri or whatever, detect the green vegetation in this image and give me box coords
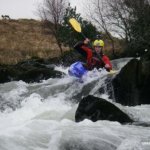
[58,5,98,48]
[125,0,150,56]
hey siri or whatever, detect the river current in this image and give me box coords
[0,58,150,150]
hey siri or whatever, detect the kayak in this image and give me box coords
[68,61,118,78]
[68,61,87,78]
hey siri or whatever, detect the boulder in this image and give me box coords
[0,58,64,83]
[112,51,150,106]
[75,95,133,124]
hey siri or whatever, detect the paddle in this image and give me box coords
[69,18,105,65]
[69,18,87,39]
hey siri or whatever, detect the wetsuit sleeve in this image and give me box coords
[74,42,93,68]
[102,55,112,70]
[80,45,93,65]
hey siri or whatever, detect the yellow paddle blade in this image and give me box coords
[69,18,81,33]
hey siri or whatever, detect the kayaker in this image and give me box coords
[74,38,112,71]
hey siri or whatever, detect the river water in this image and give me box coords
[0,58,150,150]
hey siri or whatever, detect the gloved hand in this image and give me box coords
[84,38,90,44]
[105,64,110,69]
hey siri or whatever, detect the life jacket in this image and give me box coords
[88,56,104,70]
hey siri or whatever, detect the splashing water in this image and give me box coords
[0,58,150,150]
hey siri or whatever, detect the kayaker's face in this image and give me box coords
[94,46,103,53]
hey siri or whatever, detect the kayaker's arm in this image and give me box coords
[74,41,93,69]
[102,55,112,71]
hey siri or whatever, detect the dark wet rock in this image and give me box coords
[17,67,63,83]
[0,58,64,83]
[112,51,150,106]
[0,50,86,84]
[75,95,133,124]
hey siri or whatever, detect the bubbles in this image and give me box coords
[0,58,150,150]
[0,81,28,112]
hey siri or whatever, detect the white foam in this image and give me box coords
[0,59,150,150]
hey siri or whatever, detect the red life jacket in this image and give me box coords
[80,45,112,71]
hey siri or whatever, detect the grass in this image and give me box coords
[0,19,68,64]
[0,19,123,64]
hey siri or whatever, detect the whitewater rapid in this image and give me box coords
[0,58,150,150]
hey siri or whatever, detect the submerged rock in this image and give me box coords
[75,95,133,124]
